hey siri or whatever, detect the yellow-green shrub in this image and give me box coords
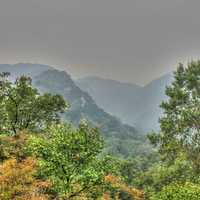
[151,182,200,200]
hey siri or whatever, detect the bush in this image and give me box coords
[0,157,50,200]
[151,182,200,200]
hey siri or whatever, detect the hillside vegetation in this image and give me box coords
[0,60,200,199]
[0,64,150,158]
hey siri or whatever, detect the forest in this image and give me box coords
[0,60,200,199]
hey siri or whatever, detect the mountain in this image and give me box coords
[0,63,147,158]
[77,74,173,133]
[133,74,173,132]
[34,70,140,140]
[0,63,52,79]
[77,77,141,123]
[0,63,171,135]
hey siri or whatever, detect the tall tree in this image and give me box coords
[149,61,200,172]
[0,73,67,134]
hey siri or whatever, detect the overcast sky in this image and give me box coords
[0,0,200,85]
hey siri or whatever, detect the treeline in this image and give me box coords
[0,60,200,199]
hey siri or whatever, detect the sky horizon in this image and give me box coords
[0,0,200,85]
[0,61,174,87]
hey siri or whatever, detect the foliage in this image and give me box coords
[104,174,144,200]
[104,136,152,159]
[34,69,145,159]
[0,71,146,199]
[28,122,115,199]
[150,182,200,200]
[136,154,195,196]
[0,157,50,200]
[0,73,67,134]
[148,61,200,171]
[2,62,199,199]
[0,133,26,162]
[118,152,159,186]
[144,61,200,198]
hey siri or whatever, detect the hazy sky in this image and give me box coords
[0,0,200,85]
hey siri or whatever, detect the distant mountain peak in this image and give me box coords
[77,73,173,133]
[0,63,53,79]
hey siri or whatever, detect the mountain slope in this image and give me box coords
[34,70,139,140]
[77,77,141,123]
[77,74,173,133]
[0,63,147,157]
[134,74,173,132]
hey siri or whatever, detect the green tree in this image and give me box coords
[150,182,200,200]
[0,72,67,134]
[149,61,200,172]
[136,154,194,196]
[28,122,113,199]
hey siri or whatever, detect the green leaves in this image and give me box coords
[140,61,200,198]
[151,61,200,171]
[0,73,67,134]
[151,182,200,200]
[28,122,112,199]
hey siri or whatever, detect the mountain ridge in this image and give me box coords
[0,63,147,157]
[0,63,173,134]
[77,73,173,133]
